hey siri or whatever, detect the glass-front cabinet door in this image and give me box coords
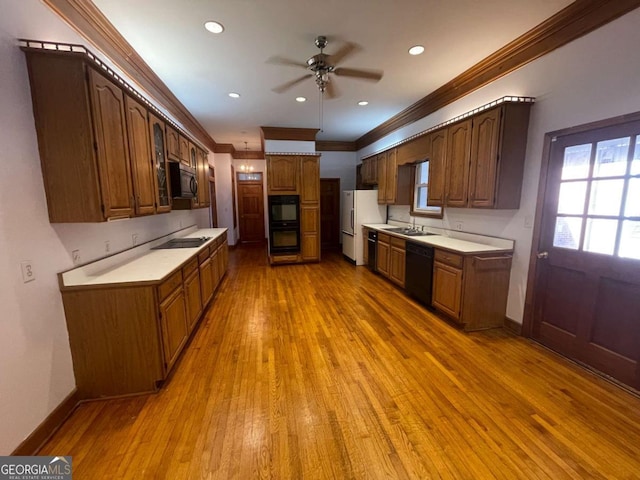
[149,112,171,213]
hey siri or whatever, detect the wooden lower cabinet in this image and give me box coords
[60,233,229,400]
[184,267,202,332]
[432,249,512,331]
[376,233,390,277]
[301,206,320,261]
[199,256,214,306]
[432,260,464,320]
[389,237,406,287]
[159,286,189,372]
[376,233,406,287]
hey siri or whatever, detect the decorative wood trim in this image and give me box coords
[214,144,235,154]
[355,0,640,149]
[11,389,81,455]
[316,141,357,152]
[234,150,265,160]
[261,127,319,142]
[41,0,217,151]
[504,316,523,336]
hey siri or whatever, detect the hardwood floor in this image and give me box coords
[41,245,640,479]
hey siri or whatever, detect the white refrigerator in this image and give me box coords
[342,190,386,265]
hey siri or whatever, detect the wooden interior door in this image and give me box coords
[530,118,640,390]
[320,178,340,251]
[237,173,265,243]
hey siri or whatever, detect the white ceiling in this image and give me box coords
[91,0,572,151]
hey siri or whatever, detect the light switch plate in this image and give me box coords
[21,261,35,283]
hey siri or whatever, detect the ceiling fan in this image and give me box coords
[269,36,383,99]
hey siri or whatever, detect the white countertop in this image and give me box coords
[61,228,227,288]
[362,224,513,254]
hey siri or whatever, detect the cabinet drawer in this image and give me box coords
[378,233,390,244]
[198,248,210,264]
[470,255,512,271]
[390,236,405,249]
[435,249,464,268]
[182,257,198,277]
[158,269,183,301]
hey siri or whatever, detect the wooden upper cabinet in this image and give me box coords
[385,149,398,203]
[125,96,156,216]
[300,156,320,203]
[88,68,134,219]
[361,156,378,185]
[396,133,431,166]
[427,128,448,207]
[376,149,411,205]
[267,155,299,194]
[178,135,190,166]
[469,108,501,208]
[377,154,387,204]
[469,103,531,209]
[165,125,180,162]
[444,119,472,207]
[197,148,210,207]
[149,113,171,213]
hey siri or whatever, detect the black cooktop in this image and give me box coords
[152,237,210,250]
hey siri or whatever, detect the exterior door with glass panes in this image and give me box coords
[532,119,640,390]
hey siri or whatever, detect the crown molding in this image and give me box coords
[42,0,217,152]
[214,144,235,154]
[261,127,320,141]
[214,143,265,159]
[316,141,357,152]
[355,0,640,150]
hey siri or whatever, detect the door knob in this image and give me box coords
[537,251,549,259]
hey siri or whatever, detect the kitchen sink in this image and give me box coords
[152,237,211,249]
[385,227,436,237]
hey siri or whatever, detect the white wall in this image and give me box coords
[212,153,238,244]
[317,151,358,191]
[358,8,640,324]
[0,0,207,454]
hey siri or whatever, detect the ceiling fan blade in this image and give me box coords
[334,67,383,82]
[324,81,338,100]
[272,74,312,93]
[266,55,307,69]
[328,42,360,65]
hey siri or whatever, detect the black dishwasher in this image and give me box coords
[405,241,434,306]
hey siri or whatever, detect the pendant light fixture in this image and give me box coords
[239,141,253,173]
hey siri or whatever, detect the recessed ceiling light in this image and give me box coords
[358,101,369,106]
[296,96,307,102]
[228,92,240,99]
[204,21,224,34]
[408,45,425,56]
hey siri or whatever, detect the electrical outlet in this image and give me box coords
[454,221,463,231]
[72,250,81,265]
[105,240,111,253]
[21,261,35,283]
[132,234,139,246]
[524,215,534,228]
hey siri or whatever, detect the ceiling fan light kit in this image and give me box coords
[270,35,383,99]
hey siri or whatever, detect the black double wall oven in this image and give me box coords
[268,195,300,254]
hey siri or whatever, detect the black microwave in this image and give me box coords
[169,162,198,198]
